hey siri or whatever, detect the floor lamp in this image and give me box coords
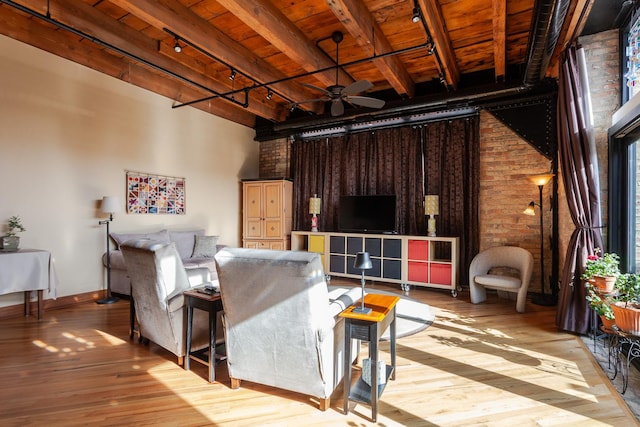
[97,196,120,305]
[523,173,555,306]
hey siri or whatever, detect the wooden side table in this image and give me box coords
[184,289,224,383]
[340,293,400,422]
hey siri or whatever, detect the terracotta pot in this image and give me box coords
[590,275,617,293]
[612,302,640,335]
[600,315,615,331]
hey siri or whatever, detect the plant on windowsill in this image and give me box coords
[580,249,620,293]
[2,215,26,251]
[611,272,640,335]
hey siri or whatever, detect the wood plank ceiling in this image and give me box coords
[0,0,596,131]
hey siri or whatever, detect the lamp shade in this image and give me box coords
[528,173,554,187]
[424,195,439,215]
[101,196,120,214]
[354,251,373,270]
[309,195,321,215]
[523,201,536,216]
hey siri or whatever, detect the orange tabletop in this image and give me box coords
[340,293,400,322]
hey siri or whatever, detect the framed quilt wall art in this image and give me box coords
[126,171,186,215]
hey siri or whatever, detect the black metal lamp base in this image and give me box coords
[97,295,120,305]
[531,293,557,306]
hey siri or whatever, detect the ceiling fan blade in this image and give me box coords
[345,95,386,109]
[300,82,331,96]
[342,80,373,96]
[331,99,345,116]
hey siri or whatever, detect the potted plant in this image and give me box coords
[2,215,26,251]
[580,249,620,293]
[611,272,640,335]
[584,282,615,330]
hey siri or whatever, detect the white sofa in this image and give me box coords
[103,229,223,296]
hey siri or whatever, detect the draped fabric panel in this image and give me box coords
[556,45,604,334]
[291,115,479,286]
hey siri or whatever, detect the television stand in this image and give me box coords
[291,231,459,296]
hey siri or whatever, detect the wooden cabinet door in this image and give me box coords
[244,183,263,239]
[263,182,283,239]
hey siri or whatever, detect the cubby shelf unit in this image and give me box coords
[291,231,459,296]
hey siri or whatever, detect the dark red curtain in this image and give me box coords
[556,45,604,334]
[291,115,479,286]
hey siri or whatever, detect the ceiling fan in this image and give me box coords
[294,31,385,117]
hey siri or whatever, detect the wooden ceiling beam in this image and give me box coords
[110,0,322,115]
[216,0,351,89]
[325,0,415,97]
[546,0,595,78]
[0,5,256,127]
[492,0,506,82]
[418,0,460,89]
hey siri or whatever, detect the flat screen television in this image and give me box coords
[338,195,397,234]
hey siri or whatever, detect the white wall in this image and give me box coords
[0,35,259,306]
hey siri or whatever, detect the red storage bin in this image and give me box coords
[430,264,452,285]
[408,261,429,283]
[408,240,429,261]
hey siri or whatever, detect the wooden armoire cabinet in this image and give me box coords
[242,179,293,250]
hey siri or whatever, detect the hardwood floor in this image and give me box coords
[1,280,638,426]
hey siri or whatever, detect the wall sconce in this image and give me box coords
[309,194,321,232]
[523,173,555,306]
[424,195,439,237]
[97,196,121,305]
[353,252,373,314]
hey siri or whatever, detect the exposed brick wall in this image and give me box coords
[578,29,620,247]
[259,137,291,178]
[479,110,555,293]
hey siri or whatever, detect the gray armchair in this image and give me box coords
[214,247,361,411]
[469,246,534,313]
[121,240,221,365]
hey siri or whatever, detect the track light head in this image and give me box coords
[229,69,236,81]
[266,89,273,100]
[412,7,421,23]
[427,41,436,56]
[173,39,182,53]
[439,73,446,84]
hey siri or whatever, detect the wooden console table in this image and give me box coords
[0,249,57,319]
[341,293,399,422]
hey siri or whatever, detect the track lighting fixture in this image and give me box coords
[412,7,421,23]
[173,38,182,53]
[229,69,236,81]
[427,41,436,56]
[439,73,446,84]
[266,89,273,100]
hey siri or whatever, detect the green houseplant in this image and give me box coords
[611,272,640,335]
[581,250,620,292]
[584,281,615,329]
[2,215,26,251]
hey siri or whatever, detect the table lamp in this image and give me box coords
[424,195,439,237]
[353,251,373,314]
[97,196,121,305]
[309,194,321,232]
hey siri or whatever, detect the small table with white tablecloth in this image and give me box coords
[0,249,57,319]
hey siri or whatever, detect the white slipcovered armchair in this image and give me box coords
[214,247,361,411]
[121,240,221,365]
[469,246,534,313]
